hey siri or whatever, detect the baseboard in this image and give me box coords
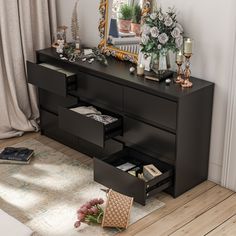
[208,162,222,184]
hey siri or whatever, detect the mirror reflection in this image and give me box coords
[107,0,143,55]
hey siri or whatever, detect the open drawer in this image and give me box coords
[58,102,123,148]
[27,61,77,97]
[94,148,174,205]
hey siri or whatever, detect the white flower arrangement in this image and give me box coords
[150,27,159,38]
[141,7,184,58]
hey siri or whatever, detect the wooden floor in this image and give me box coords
[1,133,236,236]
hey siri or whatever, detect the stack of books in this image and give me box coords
[0,147,34,164]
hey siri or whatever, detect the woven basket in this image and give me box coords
[102,189,133,229]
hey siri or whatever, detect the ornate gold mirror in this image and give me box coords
[98,0,151,63]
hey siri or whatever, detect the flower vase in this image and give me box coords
[151,52,171,75]
[151,52,173,80]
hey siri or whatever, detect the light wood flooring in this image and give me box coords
[1,133,236,236]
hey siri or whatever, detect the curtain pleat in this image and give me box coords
[0,0,57,139]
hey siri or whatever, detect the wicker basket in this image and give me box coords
[102,189,133,229]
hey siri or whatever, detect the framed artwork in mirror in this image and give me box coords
[98,0,151,63]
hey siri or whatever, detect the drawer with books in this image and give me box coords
[27,61,77,97]
[94,148,174,205]
[40,109,123,158]
[58,102,123,148]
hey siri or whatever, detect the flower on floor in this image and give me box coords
[74,198,104,228]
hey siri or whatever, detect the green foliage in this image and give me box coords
[132,4,142,24]
[119,4,133,20]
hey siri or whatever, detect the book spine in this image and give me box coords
[0,156,28,161]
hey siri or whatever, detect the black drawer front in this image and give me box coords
[39,89,78,114]
[27,61,76,97]
[94,148,173,205]
[58,104,122,148]
[40,109,123,158]
[120,117,176,165]
[124,87,177,130]
[75,71,123,111]
[40,109,78,148]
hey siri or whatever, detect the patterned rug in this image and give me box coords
[0,138,165,236]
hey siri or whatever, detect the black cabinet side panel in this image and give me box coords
[175,85,214,197]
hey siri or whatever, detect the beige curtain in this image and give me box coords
[0,0,57,139]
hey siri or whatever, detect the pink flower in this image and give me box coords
[80,207,88,214]
[75,198,105,228]
[74,221,81,228]
[89,199,95,205]
[90,198,100,206]
[91,207,98,215]
[77,213,85,221]
[98,198,104,204]
[87,208,93,214]
[85,202,92,209]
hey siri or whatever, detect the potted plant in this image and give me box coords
[118,4,133,33]
[131,4,142,36]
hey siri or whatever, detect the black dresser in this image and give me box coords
[27,48,214,205]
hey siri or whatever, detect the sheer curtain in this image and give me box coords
[0,0,57,139]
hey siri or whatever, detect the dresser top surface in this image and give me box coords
[37,48,214,100]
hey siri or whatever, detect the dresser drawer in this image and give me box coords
[94,148,174,205]
[27,61,77,97]
[40,109,78,148]
[124,87,177,130]
[40,109,123,158]
[76,71,123,111]
[119,117,176,164]
[58,102,123,148]
[39,89,78,115]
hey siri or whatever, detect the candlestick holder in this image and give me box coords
[182,53,193,88]
[175,61,184,84]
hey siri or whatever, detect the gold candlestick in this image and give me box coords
[175,61,184,84]
[182,53,193,88]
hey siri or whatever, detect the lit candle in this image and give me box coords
[137,64,145,76]
[176,50,183,63]
[184,38,193,54]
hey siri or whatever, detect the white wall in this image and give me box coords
[156,0,236,183]
[56,0,236,183]
[57,0,100,47]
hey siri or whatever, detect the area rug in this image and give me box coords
[0,138,165,236]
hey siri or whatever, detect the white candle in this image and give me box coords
[76,43,80,50]
[137,64,145,76]
[176,51,183,63]
[184,38,193,54]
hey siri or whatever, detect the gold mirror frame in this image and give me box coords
[98,0,151,64]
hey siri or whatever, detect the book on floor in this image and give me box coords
[0,147,34,164]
